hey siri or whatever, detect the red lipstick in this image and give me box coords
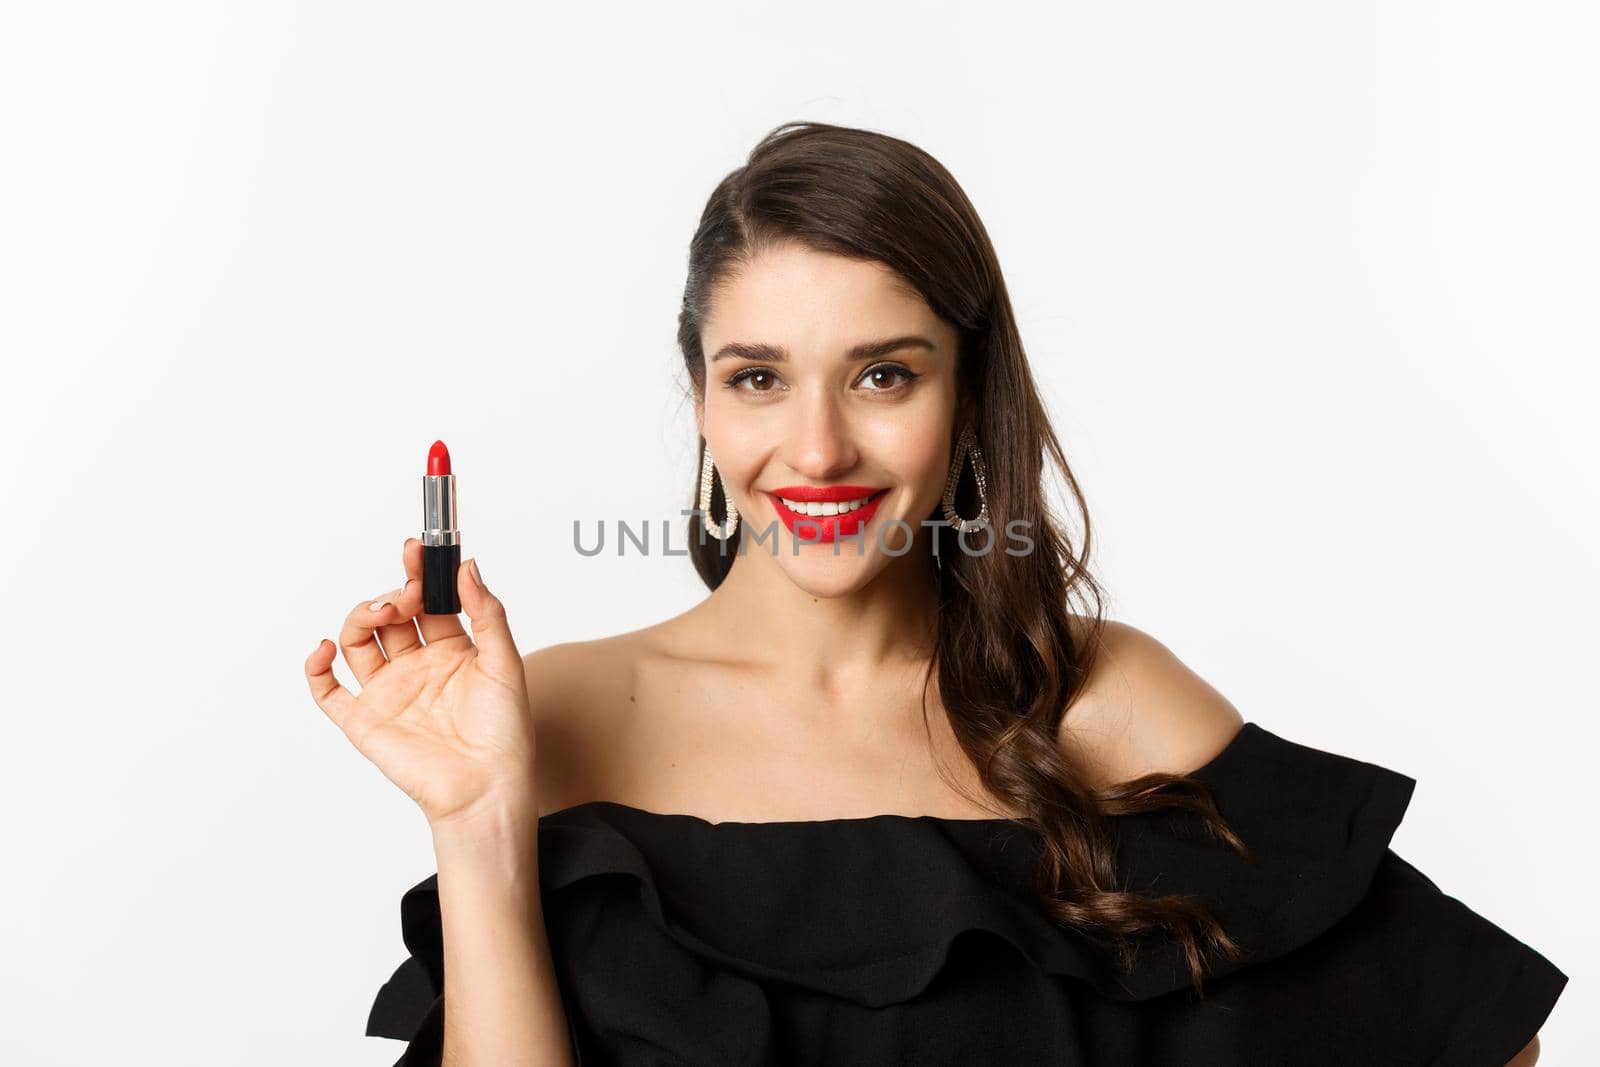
[421,439,461,614]
[767,485,889,543]
[427,440,451,477]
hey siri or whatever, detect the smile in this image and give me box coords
[765,487,891,544]
[775,492,878,516]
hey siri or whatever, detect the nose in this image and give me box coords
[780,391,859,481]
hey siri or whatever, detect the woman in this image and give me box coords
[307,122,1565,1065]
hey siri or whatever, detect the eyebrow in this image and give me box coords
[708,334,938,364]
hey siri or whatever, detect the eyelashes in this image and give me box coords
[723,367,777,393]
[722,363,921,396]
[860,364,920,392]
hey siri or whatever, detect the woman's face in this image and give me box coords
[695,241,961,597]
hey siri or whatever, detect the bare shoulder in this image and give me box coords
[1057,617,1246,792]
[520,630,647,817]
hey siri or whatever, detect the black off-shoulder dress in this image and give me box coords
[364,722,1568,1065]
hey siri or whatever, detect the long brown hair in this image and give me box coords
[675,121,1251,997]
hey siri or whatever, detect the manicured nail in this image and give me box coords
[469,558,485,589]
[401,578,414,595]
[370,600,388,612]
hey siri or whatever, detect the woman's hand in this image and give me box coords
[304,539,537,832]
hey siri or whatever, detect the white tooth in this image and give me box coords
[783,495,877,515]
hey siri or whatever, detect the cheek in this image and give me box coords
[706,418,769,487]
[860,418,947,494]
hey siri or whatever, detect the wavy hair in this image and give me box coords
[674,121,1251,997]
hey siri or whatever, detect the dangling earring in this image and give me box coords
[699,447,740,540]
[941,422,990,533]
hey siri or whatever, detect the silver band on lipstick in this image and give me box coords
[421,474,459,547]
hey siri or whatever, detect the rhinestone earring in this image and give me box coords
[941,423,990,533]
[699,447,740,540]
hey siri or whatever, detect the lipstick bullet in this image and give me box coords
[421,440,461,615]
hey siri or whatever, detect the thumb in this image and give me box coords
[458,557,522,686]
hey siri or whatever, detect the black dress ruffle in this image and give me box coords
[365,722,1567,1065]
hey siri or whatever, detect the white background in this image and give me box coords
[1,1,1593,1063]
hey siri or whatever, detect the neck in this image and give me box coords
[701,535,942,690]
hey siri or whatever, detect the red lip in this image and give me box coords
[766,487,889,544]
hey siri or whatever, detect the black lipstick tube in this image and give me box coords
[422,469,461,615]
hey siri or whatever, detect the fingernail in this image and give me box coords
[401,578,414,595]
[469,558,485,589]
[369,600,388,612]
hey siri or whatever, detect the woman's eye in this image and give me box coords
[725,367,781,393]
[722,364,919,395]
[859,364,919,392]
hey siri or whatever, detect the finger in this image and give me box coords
[457,557,523,688]
[305,638,365,738]
[374,580,424,659]
[339,590,401,686]
[403,537,467,644]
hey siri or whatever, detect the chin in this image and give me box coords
[775,553,884,599]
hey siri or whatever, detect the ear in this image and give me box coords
[694,393,705,439]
